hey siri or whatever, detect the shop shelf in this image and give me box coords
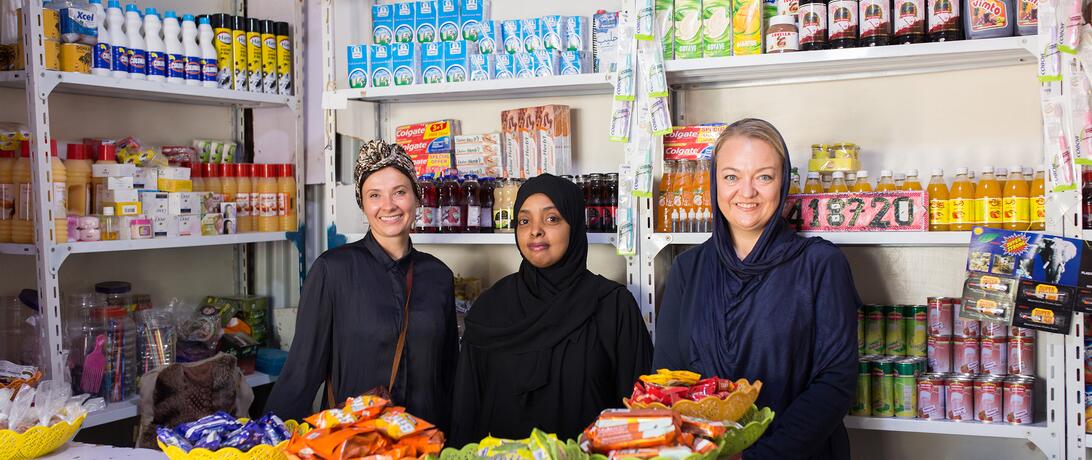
[654,231,973,247]
[665,36,1036,87]
[0,243,36,255]
[58,232,289,256]
[342,232,617,246]
[0,70,296,108]
[83,372,277,428]
[322,73,615,106]
[844,416,1047,440]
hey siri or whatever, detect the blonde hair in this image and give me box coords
[712,118,789,164]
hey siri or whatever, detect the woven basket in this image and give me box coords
[623,379,763,422]
[158,419,310,460]
[0,414,86,460]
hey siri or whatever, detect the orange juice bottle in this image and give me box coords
[676,160,695,229]
[976,166,1002,228]
[852,171,873,192]
[902,169,923,191]
[788,167,801,195]
[1023,167,1032,189]
[657,160,676,233]
[949,167,975,231]
[1002,165,1029,231]
[278,164,298,231]
[829,171,850,192]
[996,167,1009,190]
[876,170,897,191]
[846,172,857,188]
[928,169,949,231]
[803,172,824,194]
[256,164,279,232]
[1030,166,1045,231]
[236,164,253,233]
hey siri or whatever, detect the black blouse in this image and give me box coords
[265,232,458,431]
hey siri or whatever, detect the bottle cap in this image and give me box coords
[209,13,222,28]
[955,167,968,175]
[222,163,238,177]
[880,169,892,177]
[204,162,220,178]
[182,14,195,22]
[982,166,994,174]
[95,144,116,162]
[281,164,295,177]
[846,173,856,180]
[806,171,819,179]
[464,174,478,180]
[144,7,157,16]
[894,173,906,181]
[199,16,210,25]
[233,15,246,30]
[67,143,89,160]
[857,170,869,178]
[932,168,944,176]
[95,280,131,294]
[252,164,270,178]
[907,169,918,176]
[108,0,120,8]
[1023,167,1032,175]
[1009,165,1023,174]
[276,21,290,36]
[1036,165,1045,172]
[770,15,796,27]
[164,10,177,19]
[832,171,845,179]
[262,19,274,34]
[20,139,58,157]
[125,4,139,13]
[248,17,260,32]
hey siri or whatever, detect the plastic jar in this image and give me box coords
[256,164,279,232]
[766,15,800,53]
[278,164,297,231]
[13,140,66,244]
[95,281,133,312]
[236,164,253,233]
[0,149,13,243]
[135,308,176,375]
[79,306,137,402]
[65,143,92,216]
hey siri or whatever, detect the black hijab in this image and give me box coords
[461,174,606,352]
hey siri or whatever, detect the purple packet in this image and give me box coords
[257,413,290,444]
[223,420,265,452]
[194,430,222,450]
[179,412,240,443]
[156,426,193,452]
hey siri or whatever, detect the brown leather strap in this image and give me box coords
[389,261,414,392]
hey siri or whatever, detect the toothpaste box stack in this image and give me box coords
[415,1,438,43]
[437,0,461,41]
[444,40,475,82]
[663,124,730,160]
[592,11,620,73]
[454,133,504,177]
[460,0,491,42]
[494,53,516,79]
[393,2,415,43]
[372,4,394,45]
[519,108,541,178]
[500,109,523,178]
[536,105,572,176]
[369,44,392,87]
[391,42,421,86]
[396,120,461,176]
[468,53,494,80]
[347,45,368,88]
[421,42,445,84]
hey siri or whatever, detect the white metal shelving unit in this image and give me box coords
[8,0,305,427]
[344,232,617,246]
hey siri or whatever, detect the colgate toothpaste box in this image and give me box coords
[663,124,727,160]
[396,120,462,176]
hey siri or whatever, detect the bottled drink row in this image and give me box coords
[655,159,712,233]
[414,172,618,234]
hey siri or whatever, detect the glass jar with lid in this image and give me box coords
[95,281,133,313]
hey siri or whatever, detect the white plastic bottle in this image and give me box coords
[106,0,128,77]
[143,8,165,81]
[162,11,184,84]
[181,14,201,86]
[90,0,111,76]
[124,4,146,79]
[198,16,218,88]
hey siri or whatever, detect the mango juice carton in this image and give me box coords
[657,0,674,59]
[468,53,494,80]
[674,0,703,58]
[368,44,392,87]
[522,18,544,52]
[515,52,535,78]
[564,16,589,51]
[533,50,558,76]
[477,20,502,54]
[391,42,421,86]
[393,2,415,43]
[495,52,516,79]
[502,20,523,54]
[541,15,565,51]
[460,0,491,42]
[347,45,368,88]
[437,0,461,41]
[733,0,763,55]
[421,42,445,84]
[415,1,439,43]
[560,50,585,74]
[444,40,473,82]
[703,0,731,57]
[372,4,394,45]
[592,11,620,72]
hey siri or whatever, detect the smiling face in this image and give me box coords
[715,136,783,242]
[361,167,417,239]
[516,193,571,269]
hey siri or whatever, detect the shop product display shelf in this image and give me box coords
[84,371,277,428]
[322,73,615,106]
[654,231,973,247]
[844,416,1047,439]
[345,232,616,245]
[0,70,296,108]
[55,232,290,256]
[665,36,1036,87]
[0,243,36,255]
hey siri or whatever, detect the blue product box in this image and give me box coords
[444,40,474,82]
[468,53,494,81]
[541,15,565,51]
[533,50,558,77]
[438,0,461,41]
[369,44,392,87]
[502,20,523,54]
[521,18,543,52]
[460,0,491,41]
[421,42,445,84]
[565,16,589,51]
[372,4,394,45]
[966,226,1085,287]
[515,52,535,78]
[494,53,515,79]
[391,42,421,86]
[393,2,416,43]
[415,1,439,43]
[477,20,502,54]
[559,50,585,75]
[347,45,369,88]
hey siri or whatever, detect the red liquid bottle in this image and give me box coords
[463,174,481,233]
[420,174,440,233]
[439,173,463,233]
[606,173,619,232]
[586,173,602,232]
[479,177,494,233]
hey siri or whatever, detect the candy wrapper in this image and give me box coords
[376,408,435,440]
[158,411,290,453]
[287,396,444,460]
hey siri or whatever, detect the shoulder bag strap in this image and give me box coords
[389,260,415,392]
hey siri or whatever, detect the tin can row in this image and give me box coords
[852,356,927,417]
[860,304,927,358]
[927,335,1035,376]
[927,296,1033,339]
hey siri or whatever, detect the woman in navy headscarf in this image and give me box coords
[654,119,860,460]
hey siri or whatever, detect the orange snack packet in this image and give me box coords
[304,408,358,429]
[691,437,718,454]
[680,415,730,439]
[308,427,373,459]
[344,395,390,420]
[395,428,445,456]
[375,409,435,440]
[338,431,387,459]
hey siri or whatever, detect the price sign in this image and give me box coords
[785,191,928,232]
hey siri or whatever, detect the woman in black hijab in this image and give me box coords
[451,174,652,446]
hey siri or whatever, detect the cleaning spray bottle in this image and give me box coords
[124,3,145,79]
[163,11,184,84]
[143,8,165,81]
[106,0,128,77]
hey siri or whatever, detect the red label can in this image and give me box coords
[927,296,952,336]
[927,335,953,373]
[979,337,1008,376]
[974,376,1004,423]
[953,336,980,374]
[946,375,975,421]
[981,321,1008,339]
[1003,376,1035,424]
[1008,337,1035,375]
[917,373,946,420]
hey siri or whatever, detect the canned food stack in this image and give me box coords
[851,298,1037,425]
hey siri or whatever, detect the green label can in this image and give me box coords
[893,359,918,418]
[857,308,865,357]
[905,305,928,357]
[870,358,895,417]
[884,305,906,356]
[851,359,871,416]
[864,305,885,356]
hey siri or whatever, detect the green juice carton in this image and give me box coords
[674,0,703,58]
[657,0,674,60]
[703,0,731,57]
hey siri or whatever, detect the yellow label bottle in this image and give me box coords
[949,167,975,231]
[275,21,292,95]
[803,171,824,194]
[852,171,873,192]
[928,169,949,231]
[1002,165,1029,231]
[261,20,277,94]
[828,171,849,193]
[246,18,263,92]
[876,170,897,192]
[1030,166,1045,231]
[212,14,234,89]
[231,15,247,91]
[976,167,1002,228]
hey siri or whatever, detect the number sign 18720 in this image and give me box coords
[784,191,928,232]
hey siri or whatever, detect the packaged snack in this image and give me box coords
[304,408,357,430]
[680,415,734,438]
[179,411,239,443]
[344,395,389,420]
[157,426,194,452]
[194,430,223,450]
[376,408,435,440]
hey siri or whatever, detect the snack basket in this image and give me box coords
[1,369,42,399]
[624,379,763,423]
[0,414,86,460]
[157,419,310,460]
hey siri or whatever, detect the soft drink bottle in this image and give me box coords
[493,178,508,232]
[606,173,619,232]
[439,174,463,233]
[463,174,481,233]
[480,177,494,233]
[420,174,440,233]
[586,173,602,232]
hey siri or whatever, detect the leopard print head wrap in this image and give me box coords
[353,140,421,209]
